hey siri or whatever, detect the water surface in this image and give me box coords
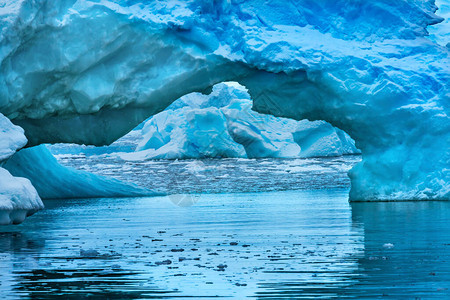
[2,147,449,298]
[1,190,449,299]
[53,151,361,194]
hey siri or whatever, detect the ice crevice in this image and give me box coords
[0,0,449,224]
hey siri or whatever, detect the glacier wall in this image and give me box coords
[0,0,449,201]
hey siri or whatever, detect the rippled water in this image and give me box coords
[1,191,449,298]
[48,133,360,194]
[1,146,449,298]
[53,154,361,195]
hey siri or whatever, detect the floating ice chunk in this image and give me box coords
[0,113,43,225]
[0,167,43,225]
[383,243,395,249]
[4,145,156,199]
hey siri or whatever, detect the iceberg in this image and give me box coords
[4,145,154,200]
[0,113,43,225]
[0,0,448,201]
[0,113,27,162]
[122,83,358,160]
[0,167,42,225]
[1,111,152,225]
[293,121,360,158]
[127,107,247,160]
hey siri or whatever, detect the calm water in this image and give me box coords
[1,146,449,298]
[1,190,449,299]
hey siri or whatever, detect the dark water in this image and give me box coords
[1,190,449,299]
[2,147,449,298]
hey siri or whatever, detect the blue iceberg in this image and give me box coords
[0,0,448,201]
[4,145,155,200]
[121,83,359,160]
[0,113,43,224]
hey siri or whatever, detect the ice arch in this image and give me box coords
[0,0,449,202]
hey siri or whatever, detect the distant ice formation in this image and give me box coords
[428,0,450,47]
[0,1,448,202]
[121,83,359,160]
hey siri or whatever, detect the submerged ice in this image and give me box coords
[122,83,359,160]
[0,0,449,207]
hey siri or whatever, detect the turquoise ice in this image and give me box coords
[0,0,448,224]
[122,83,359,160]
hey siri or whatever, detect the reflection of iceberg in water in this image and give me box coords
[252,202,450,298]
[350,202,450,298]
[2,191,449,297]
[0,190,366,298]
[252,193,365,298]
[0,231,46,296]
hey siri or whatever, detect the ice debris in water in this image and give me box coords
[383,243,395,249]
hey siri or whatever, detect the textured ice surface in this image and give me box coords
[0,113,27,163]
[0,168,42,225]
[428,0,450,46]
[129,107,247,160]
[0,1,449,200]
[123,83,358,160]
[4,145,154,199]
[0,113,43,225]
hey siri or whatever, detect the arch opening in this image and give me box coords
[7,81,361,201]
